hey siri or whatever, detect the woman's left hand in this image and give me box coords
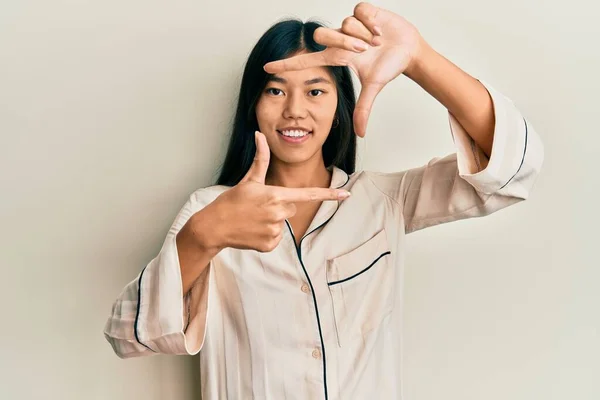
[263,2,425,137]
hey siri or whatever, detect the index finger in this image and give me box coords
[264,51,331,74]
[271,186,351,203]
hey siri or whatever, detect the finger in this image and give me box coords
[353,2,383,36]
[272,186,351,203]
[283,203,297,218]
[338,17,378,46]
[264,51,331,74]
[241,131,270,184]
[354,82,384,137]
[314,26,371,52]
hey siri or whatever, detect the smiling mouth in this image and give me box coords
[277,130,313,137]
[276,130,312,143]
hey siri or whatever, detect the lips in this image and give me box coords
[277,130,312,143]
[276,130,312,135]
[278,126,312,133]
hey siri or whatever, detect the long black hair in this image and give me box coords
[215,19,357,186]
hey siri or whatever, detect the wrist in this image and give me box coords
[403,37,436,83]
[189,204,227,255]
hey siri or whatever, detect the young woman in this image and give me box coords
[104,3,544,399]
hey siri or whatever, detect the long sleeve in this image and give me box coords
[366,80,544,234]
[103,189,214,359]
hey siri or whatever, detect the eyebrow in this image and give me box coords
[267,75,333,85]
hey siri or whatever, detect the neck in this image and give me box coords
[266,157,332,189]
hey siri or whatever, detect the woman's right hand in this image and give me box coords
[196,131,351,253]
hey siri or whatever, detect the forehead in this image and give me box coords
[268,51,334,85]
[268,67,334,86]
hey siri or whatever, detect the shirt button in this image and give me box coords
[301,284,310,293]
[312,349,321,359]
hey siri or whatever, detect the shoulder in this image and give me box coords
[351,168,406,187]
[350,169,409,206]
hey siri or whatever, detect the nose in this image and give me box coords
[282,91,308,120]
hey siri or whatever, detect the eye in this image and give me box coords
[265,88,283,96]
[265,88,326,97]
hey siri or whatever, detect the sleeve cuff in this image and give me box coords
[448,79,544,196]
[134,235,210,355]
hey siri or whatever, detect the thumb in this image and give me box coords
[241,131,270,184]
[354,82,384,138]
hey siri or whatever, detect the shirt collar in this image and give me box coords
[298,165,349,239]
[328,165,350,189]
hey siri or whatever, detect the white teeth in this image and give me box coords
[280,130,310,137]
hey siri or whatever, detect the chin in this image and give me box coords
[272,150,319,166]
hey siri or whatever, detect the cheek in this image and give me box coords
[320,96,338,117]
[256,102,278,127]
[316,102,338,126]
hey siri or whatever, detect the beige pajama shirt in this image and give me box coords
[104,80,544,399]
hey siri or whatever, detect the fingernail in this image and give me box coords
[354,42,369,52]
[338,191,351,200]
[373,26,382,35]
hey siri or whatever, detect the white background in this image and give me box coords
[1,0,597,399]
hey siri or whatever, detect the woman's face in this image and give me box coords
[255,53,338,167]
